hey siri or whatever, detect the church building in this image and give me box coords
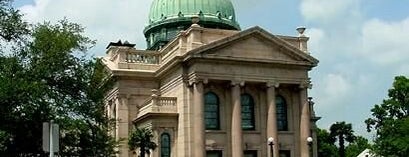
[102,0,319,157]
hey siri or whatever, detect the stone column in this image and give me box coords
[116,94,129,157]
[193,81,205,157]
[266,82,279,157]
[312,125,318,157]
[231,81,243,157]
[299,86,310,157]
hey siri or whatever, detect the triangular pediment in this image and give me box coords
[188,26,318,66]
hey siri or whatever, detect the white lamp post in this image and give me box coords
[267,137,274,157]
[307,137,313,157]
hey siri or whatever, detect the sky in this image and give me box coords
[13,0,409,139]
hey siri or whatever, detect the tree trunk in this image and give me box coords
[140,145,146,157]
[339,135,345,157]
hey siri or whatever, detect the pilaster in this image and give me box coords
[266,81,280,157]
[192,79,205,157]
[299,81,312,157]
[116,94,130,157]
[231,80,244,157]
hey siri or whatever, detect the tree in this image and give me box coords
[128,127,157,157]
[0,3,118,155]
[345,136,371,157]
[0,0,29,44]
[329,121,356,157]
[365,76,409,156]
[317,128,339,157]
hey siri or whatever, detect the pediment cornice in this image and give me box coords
[184,26,319,67]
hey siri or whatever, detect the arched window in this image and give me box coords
[160,133,171,157]
[276,96,288,131]
[241,93,255,130]
[205,92,220,130]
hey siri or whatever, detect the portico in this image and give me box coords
[102,1,318,157]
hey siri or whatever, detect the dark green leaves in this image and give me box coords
[366,76,409,156]
[0,5,117,156]
[128,127,157,157]
[0,0,29,43]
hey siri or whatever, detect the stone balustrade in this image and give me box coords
[107,47,161,70]
[136,96,178,120]
[126,51,160,64]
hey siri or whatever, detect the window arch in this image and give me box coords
[241,93,255,130]
[204,92,220,130]
[160,133,171,157]
[276,96,288,131]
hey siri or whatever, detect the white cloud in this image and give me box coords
[362,18,409,66]
[305,28,325,56]
[323,74,351,97]
[300,0,361,24]
[300,0,409,137]
[313,73,351,110]
[396,64,409,76]
[19,0,153,56]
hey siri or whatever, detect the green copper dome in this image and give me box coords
[144,0,240,50]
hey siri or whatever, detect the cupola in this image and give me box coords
[144,0,240,50]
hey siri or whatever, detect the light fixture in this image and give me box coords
[267,137,274,157]
[307,137,313,144]
[268,137,274,144]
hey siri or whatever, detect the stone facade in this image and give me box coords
[102,25,318,157]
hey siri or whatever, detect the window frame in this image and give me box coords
[160,133,171,157]
[276,95,288,131]
[204,92,221,130]
[241,93,256,130]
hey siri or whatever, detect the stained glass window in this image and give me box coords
[160,133,171,157]
[241,93,255,130]
[205,92,220,130]
[276,96,288,131]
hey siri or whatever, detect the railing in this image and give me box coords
[136,96,177,119]
[107,47,161,70]
[126,51,160,64]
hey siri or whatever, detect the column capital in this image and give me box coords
[266,81,280,88]
[231,80,245,87]
[299,79,312,89]
[188,77,208,86]
[116,93,131,99]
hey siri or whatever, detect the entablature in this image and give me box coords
[186,73,312,89]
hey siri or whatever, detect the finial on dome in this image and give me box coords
[191,15,200,27]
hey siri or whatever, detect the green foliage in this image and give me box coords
[345,136,371,157]
[317,125,370,157]
[329,121,356,157]
[366,76,409,156]
[128,127,157,157]
[317,128,339,157]
[0,0,29,43]
[0,4,117,155]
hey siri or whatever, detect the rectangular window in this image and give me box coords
[244,150,257,157]
[279,150,291,157]
[206,150,222,157]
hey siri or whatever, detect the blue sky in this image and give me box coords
[14,0,409,139]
